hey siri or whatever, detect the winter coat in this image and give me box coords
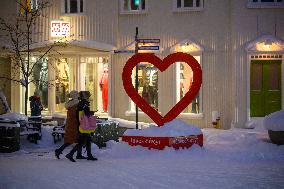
[64,99,79,144]
[29,96,43,116]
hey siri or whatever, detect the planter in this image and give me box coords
[268,130,284,145]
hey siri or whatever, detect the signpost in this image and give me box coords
[137,39,160,43]
[135,27,139,130]
[116,27,161,129]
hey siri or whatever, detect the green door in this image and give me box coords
[250,60,282,117]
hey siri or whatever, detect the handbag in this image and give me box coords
[79,111,97,133]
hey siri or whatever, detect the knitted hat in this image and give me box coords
[79,91,91,100]
[68,90,79,100]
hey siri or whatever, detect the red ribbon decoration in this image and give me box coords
[122,52,202,126]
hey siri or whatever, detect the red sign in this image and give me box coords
[122,52,202,126]
[122,134,203,150]
[51,21,70,37]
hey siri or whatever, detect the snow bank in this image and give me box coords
[263,110,284,131]
[124,119,202,137]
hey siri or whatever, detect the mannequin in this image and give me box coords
[99,66,108,112]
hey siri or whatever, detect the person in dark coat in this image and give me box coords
[29,91,43,116]
[65,91,97,162]
[55,90,85,159]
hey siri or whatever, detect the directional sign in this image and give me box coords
[137,39,160,43]
[138,46,160,51]
[114,50,135,54]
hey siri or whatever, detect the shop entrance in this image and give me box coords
[250,60,281,117]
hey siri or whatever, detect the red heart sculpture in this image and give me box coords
[122,52,202,126]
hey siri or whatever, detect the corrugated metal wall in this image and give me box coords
[2,0,283,128]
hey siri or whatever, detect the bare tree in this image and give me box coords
[0,0,68,115]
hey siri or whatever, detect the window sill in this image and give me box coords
[120,10,148,15]
[61,13,87,16]
[125,110,160,117]
[177,113,204,119]
[173,7,204,13]
[125,111,203,119]
[247,3,284,8]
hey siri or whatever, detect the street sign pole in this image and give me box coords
[135,27,139,130]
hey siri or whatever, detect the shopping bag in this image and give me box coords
[79,112,96,133]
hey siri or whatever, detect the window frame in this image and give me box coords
[61,0,86,15]
[247,0,284,8]
[128,62,159,113]
[173,0,204,12]
[174,55,203,118]
[120,0,148,14]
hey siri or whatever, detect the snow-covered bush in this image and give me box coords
[263,110,284,131]
[263,110,284,145]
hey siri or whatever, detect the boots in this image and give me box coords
[76,145,87,159]
[65,153,76,162]
[55,143,71,159]
[87,155,98,161]
[86,139,98,161]
[55,149,61,159]
[65,144,80,162]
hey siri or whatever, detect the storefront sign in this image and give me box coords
[122,52,202,126]
[50,21,70,37]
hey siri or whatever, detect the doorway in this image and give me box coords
[250,60,282,117]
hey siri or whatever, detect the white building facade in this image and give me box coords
[1,0,283,128]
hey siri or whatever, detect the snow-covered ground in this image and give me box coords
[1,119,284,189]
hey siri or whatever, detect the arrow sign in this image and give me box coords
[138,46,160,50]
[137,39,160,43]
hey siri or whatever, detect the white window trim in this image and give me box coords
[173,0,204,12]
[247,0,284,8]
[61,0,86,15]
[120,0,148,14]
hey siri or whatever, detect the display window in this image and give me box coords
[131,62,158,111]
[26,57,49,112]
[176,56,201,114]
[80,57,109,113]
[22,55,109,115]
[55,58,72,112]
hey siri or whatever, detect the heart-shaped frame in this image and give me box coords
[122,52,202,126]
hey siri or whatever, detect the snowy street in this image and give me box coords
[1,123,284,189]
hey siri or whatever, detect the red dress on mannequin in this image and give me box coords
[100,68,108,112]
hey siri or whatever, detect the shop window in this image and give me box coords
[55,58,71,112]
[176,56,201,114]
[27,57,49,111]
[80,57,109,113]
[62,0,85,14]
[130,63,158,112]
[120,0,147,14]
[247,0,284,8]
[173,0,203,11]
